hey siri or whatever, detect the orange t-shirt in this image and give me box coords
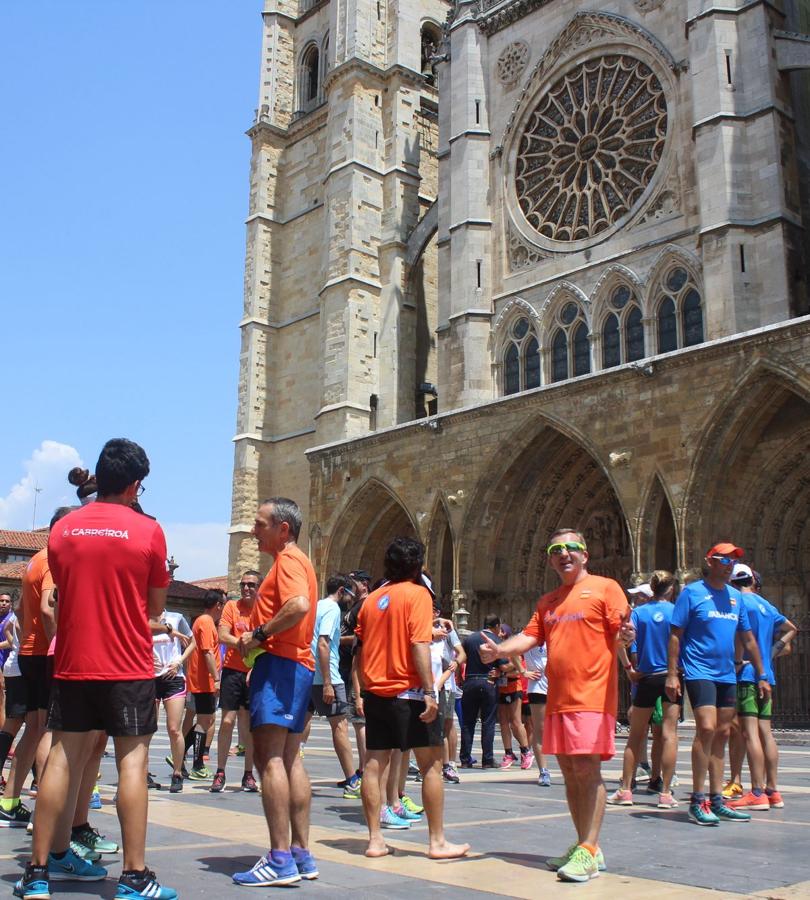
[355,581,434,697]
[251,543,318,671]
[499,657,523,696]
[20,549,55,656]
[522,574,629,715]
[220,599,253,673]
[186,613,220,693]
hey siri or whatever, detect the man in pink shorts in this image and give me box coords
[481,528,634,883]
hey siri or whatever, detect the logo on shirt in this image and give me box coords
[69,527,130,540]
[653,611,664,623]
[729,599,736,607]
[708,611,738,621]
[544,610,585,627]
[758,604,766,614]
[377,595,390,611]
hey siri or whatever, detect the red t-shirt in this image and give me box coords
[187,613,220,693]
[47,502,171,680]
[20,549,55,656]
[220,599,252,673]
[251,544,318,671]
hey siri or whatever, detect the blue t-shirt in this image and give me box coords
[738,593,786,685]
[631,601,673,675]
[671,580,750,683]
[311,597,342,686]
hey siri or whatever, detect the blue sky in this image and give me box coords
[0,2,261,580]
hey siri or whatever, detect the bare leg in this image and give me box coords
[708,707,736,795]
[651,724,663,781]
[759,718,779,790]
[283,731,310,849]
[115,735,151,871]
[529,703,548,770]
[163,696,186,776]
[557,755,585,841]
[361,749,391,857]
[34,728,52,785]
[353,721,366,772]
[620,707,653,791]
[739,715,765,789]
[386,750,402,807]
[328,716,355,779]
[563,754,605,846]
[238,709,255,774]
[508,700,528,749]
[6,710,45,799]
[660,703,679,793]
[727,717,745,785]
[498,704,511,753]
[253,724,293,850]
[71,731,106,831]
[691,706,717,795]
[413,745,469,859]
[216,710,237,774]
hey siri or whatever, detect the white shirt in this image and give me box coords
[152,611,192,677]
[523,644,548,695]
[3,613,20,678]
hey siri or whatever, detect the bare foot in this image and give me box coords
[365,838,391,858]
[428,841,470,860]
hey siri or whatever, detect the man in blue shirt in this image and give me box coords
[305,574,360,796]
[725,564,797,812]
[666,542,770,826]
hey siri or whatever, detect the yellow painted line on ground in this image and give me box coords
[754,880,810,899]
[98,795,747,899]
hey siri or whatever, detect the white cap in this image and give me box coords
[730,563,753,582]
[627,583,653,598]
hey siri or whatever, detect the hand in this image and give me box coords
[479,635,500,664]
[758,679,772,701]
[447,660,458,673]
[355,695,364,717]
[239,633,259,658]
[323,683,336,705]
[488,668,500,681]
[627,668,642,684]
[619,619,636,647]
[175,632,192,649]
[665,673,681,702]
[165,660,180,678]
[213,680,221,695]
[432,626,447,640]
[419,694,438,723]
[525,670,541,681]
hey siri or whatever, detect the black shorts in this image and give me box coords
[48,678,157,736]
[309,682,348,718]
[219,668,249,712]
[154,675,187,702]
[363,692,443,751]
[499,690,523,705]
[192,692,217,715]
[527,693,547,705]
[5,676,28,720]
[634,672,683,708]
[685,679,737,710]
[18,654,53,712]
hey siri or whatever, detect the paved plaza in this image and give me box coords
[2,720,808,899]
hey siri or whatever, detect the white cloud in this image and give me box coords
[0,441,83,530]
[161,522,229,583]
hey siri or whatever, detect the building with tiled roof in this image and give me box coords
[190,576,229,593]
[0,529,48,562]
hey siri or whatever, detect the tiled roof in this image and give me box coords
[0,530,48,552]
[167,579,209,602]
[190,576,229,592]
[0,561,28,581]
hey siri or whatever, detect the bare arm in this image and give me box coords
[40,588,57,643]
[148,586,168,620]
[351,644,364,716]
[480,630,537,663]
[318,635,336,704]
[203,649,220,686]
[773,619,798,658]
[665,627,683,701]
[239,595,310,656]
[453,641,466,667]
[410,641,438,722]
[0,616,15,651]
[218,622,240,649]
[741,630,772,699]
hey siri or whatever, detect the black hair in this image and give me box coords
[203,589,224,610]
[50,506,76,530]
[483,613,501,629]
[326,573,354,596]
[731,576,754,588]
[95,439,150,497]
[68,467,97,501]
[383,536,424,583]
[261,497,302,541]
[242,569,261,581]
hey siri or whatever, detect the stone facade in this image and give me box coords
[231,0,810,678]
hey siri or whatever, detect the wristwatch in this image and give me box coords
[423,689,437,698]
[252,624,268,643]
[165,622,173,636]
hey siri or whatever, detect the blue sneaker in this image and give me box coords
[89,790,102,810]
[291,846,318,880]
[232,852,301,887]
[392,802,421,821]
[13,866,50,899]
[380,805,411,829]
[538,768,551,787]
[48,848,107,881]
[115,869,177,899]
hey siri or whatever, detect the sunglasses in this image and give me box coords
[240,582,258,589]
[710,555,734,565]
[547,541,587,556]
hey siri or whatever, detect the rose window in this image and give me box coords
[515,55,668,243]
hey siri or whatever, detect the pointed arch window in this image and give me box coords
[602,313,620,369]
[549,301,590,383]
[655,266,704,352]
[551,330,568,382]
[601,284,645,369]
[298,43,321,113]
[502,316,540,396]
[626,306,645,362]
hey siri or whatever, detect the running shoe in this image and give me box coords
[342,780,361,800]
[647,776,664,794]
[406,762,420,780]
[69,840,101,862]
[291,847,318,880]
[657,792,678,809]
[115,868,178,899]
[13,865,49,899]
[727,791,769,811]
[72,825,120,854]
[232,853,301,887]
[671,772,680,787]
[48,848,107,881]
[481,760,498,769]
[27,820,34,834]
[169,774,183,794]
[210,771,226,793]
[711,800,751,822]
[499,753,516,770]
[0,801,32,827]
[336,769,362,788]
[459,757,478,768]
[241,773,259,793]
[547,845,605,872]
[767,790,784,809]
[688,800,719,826]
[721,780,743,799]
[380,806,411,829]
[230,743,246,757]
[520,749,534,770]
[393,802,421,821]
[607,788,633,806]
[189,765,212,781]
[400,794,423,815]
[165,756,189,779]
[146,773,161,790]
[557,846,600,882]
[538,768,551,787]
[89,789,102,810]
[635,762,651,783]
[442,763,460,784]
[28,782,38,798]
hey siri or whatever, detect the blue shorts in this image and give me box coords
[685,678,736,710]
[249,653,314,734]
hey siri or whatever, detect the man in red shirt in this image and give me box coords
[185,591,223,781]
[354,537,469,861]
[481,528,635,884]
[15,439,176,900]
[233,498,318,888]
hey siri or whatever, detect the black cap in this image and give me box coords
[350,570,371,583]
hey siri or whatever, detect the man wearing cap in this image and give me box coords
[725,564,797,811]
[665,543,771,826]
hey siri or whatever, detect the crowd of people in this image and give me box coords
[0,437,798,897]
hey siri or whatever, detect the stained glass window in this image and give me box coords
[504,343,520,395]
[602,313,620,369]
[683,289,704,347]
[626,305,645,362]
[658,296,677,353]
[524,336,541,389]
[552,330,568,382]
[573,322,590,376]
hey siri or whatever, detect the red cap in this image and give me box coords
[706,542,744,559]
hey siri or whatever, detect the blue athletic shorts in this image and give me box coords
[249,652,314,734]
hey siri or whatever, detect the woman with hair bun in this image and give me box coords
[68,468,97,505]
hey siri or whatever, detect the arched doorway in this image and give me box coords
[425,495,454,613]
[638,474,678,574]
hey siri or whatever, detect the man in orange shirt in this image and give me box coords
[481,528,635,883]
[234,498,318,887]
[211,570,260,793]
[354,537,469,861]
[185,591,223,780]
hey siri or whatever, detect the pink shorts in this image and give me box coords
[543,711,616,761]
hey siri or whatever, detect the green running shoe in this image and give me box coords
[688,800,720,826]
[546,844,577,871]
[189,765,212,781]
[69,840,101,862]
[72,825,120,854]
[400,795,423,815]
[712,801,751,822]
[557,846,599,882]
